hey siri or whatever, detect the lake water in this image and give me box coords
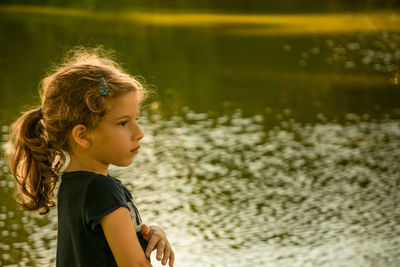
[0,5,399,267]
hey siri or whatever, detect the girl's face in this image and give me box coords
[88,91,144,168]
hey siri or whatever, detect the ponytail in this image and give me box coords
[5,108,65,215]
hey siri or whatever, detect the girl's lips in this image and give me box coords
[130,145,140,153]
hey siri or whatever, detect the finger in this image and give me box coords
[156,240,166,261]
[161,245,171,266]
[145,236,158,258]
[141,224,151,236]
[141,224,151,242]
[169,249,175,267]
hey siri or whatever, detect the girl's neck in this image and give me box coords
[66,155,108,176]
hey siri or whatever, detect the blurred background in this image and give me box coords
[0,1,399,266]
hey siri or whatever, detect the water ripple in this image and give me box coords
[0,110,399,266]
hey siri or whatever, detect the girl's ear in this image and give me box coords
[71,124,91,149]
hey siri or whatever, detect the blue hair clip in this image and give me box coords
[100,76,109,96]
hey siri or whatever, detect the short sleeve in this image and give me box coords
[84,175,129,231]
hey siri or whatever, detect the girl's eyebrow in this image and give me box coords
[115,115,130,120]
[115,113,140,120]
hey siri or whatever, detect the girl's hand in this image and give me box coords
[141,224,175,267]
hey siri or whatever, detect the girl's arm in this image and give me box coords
[101,207,152,267]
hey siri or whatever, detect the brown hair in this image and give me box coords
[5,46,148,215]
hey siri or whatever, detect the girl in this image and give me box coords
[5,47,175,267]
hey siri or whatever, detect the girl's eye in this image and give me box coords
[135,116,140,121]
[120,121,128,126]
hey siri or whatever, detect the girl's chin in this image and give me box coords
[112,158,135,167]
[125,157,136,166]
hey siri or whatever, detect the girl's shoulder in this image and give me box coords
[62,170,121,182]
[89,173,124,192]
[61,171,124,194]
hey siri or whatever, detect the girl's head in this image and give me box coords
[5,46,148,214]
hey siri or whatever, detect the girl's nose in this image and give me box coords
[133,124,144,141]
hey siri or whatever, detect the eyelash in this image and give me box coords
[120,117,140,126]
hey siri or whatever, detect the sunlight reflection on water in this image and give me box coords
[1,6,399,35]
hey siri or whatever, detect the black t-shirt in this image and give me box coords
[56,171,149,267]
